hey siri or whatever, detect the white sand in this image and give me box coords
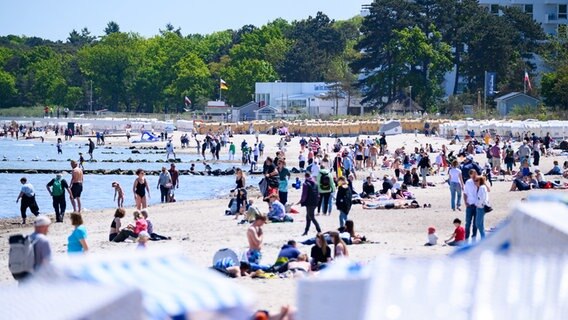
[0,130,564,313]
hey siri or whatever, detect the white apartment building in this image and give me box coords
[478,0,568,37]
[254,82,349,116]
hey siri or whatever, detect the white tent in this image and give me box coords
[0,282,142,320]
[298,197,568,320]
[176,120,195,132]
[456,193,568,257]
[378,120,402,135]
[35,249,255,319]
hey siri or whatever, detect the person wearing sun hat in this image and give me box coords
[31,215,52,270]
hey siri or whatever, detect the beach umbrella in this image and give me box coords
[37,249,255,320]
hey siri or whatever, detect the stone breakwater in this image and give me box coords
[0,167,304,176]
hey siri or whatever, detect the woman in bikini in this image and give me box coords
[133,169,150,210]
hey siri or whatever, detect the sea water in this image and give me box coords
[0,139,251,218]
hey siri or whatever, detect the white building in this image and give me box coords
[254,82,349,116]
[479,0,568,37]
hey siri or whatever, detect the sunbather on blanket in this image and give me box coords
[362,199,421,209]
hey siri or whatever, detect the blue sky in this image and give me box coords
[0,0,369,40]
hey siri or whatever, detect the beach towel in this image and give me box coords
[258,178,268,197]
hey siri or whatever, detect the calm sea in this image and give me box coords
[0,139,248,218]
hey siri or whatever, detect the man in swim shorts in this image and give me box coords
[247,215,266,265]
[70,160,83,212]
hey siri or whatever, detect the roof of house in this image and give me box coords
[494,92,539,102]
[234,101,258,110]
[382,95,423,113]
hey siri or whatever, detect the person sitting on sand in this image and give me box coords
[361,176,375,198]
[141,209,170,240]
[545,161,562,176]
[267,194,291,222]
[444,218,466,247]
[137,231,150,249]
[109,208,126,241]
[112,211,147,242]
[510,172,533,191]
[111,182,124,208]
[331,232,349,259]
[233,188,248,220]
[310,233,332,271]
[424,226,438,246]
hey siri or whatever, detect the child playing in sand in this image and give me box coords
[137,231,150,249]
[444,218,466,246]
[424,226,438,246]
[112,182,124,208]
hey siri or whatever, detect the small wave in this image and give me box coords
[13,144,35,147]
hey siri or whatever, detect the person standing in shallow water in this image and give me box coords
[16,177,40,224]
[46,173,72,222]
[69,160,83,213]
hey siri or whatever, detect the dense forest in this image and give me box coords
[0,0,566,114]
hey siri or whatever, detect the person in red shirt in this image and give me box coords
[445,218,466,246]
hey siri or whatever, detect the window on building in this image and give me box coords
[559,4,567,19]
[524,4,533,16]
[490,4,499,15]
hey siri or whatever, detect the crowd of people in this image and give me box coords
[7,123,568,320]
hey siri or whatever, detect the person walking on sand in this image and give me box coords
[46,173,72,222]
[133,169,150,210]
[298,172,321,236]
[69,160,83,212]
[247,215,267,265]
[157,166,172,203]
[317,165,335,216]
[16,177,40,224]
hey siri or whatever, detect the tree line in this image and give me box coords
[0,1,566,114]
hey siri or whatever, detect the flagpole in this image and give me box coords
[483,71,487,117]
[219,79,222,101]
[523,70,527,94]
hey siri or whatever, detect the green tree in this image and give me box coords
[223,59,278,106]
[541,66,568,109]
[0,70,17,106]
[282,12,346,82]
[165,52,211,112]
[104,21,120,35]
[78,33,140,111]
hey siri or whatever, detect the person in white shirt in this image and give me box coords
[448,160,464,211]
[462,169,478,239]
[475,176,490,239]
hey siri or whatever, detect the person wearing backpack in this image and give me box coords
[298,172,321,236]
[16,177,40,224]
[46,173,71,223]
[9,215,52,282]
[317,166,336,216]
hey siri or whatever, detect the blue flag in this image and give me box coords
[486,72,496,96]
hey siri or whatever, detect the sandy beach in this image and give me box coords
[0,129,564,313]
